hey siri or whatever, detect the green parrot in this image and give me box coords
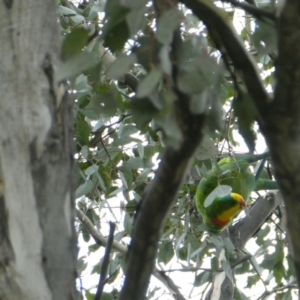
[195,152,278,232]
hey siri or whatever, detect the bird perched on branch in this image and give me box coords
[195,152,278,232]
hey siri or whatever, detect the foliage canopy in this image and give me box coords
[58,0,297,299]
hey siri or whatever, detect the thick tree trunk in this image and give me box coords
[0,1,78,299]
[263,0,300,286]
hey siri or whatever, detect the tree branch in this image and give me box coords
[95,222,115,300]
[221,0,276,21]
[76,209,127,254]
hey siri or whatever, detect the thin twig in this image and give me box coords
[221,0,276,21]
[95,222,116,300]
[160,254,252,273]
[258,283,298,300]
[76,209,127,253]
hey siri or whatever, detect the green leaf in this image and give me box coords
[156,9,182,45]
[234,288,249,300]
[189,89,211,114]
[80,145,89,159]
[104,20,130,52]
[194,272,212,287]
[133,36,161,71]
[246,274,260,289]
[130,98,157,130]
[75,117,90,146]
[158,241,174,264]
[136,68,163,99]
[137,142,144,159]
[88,243,101,253]
[274,240,285,284]
[233,90,257,152]
[197,135,218,161]
[85,290,96,300]
[57,51,98,81]
[119,165,133,189]
[206,99,224,134]
[70,14,85,25]
[57,6,77,16]
[253,19,277,54]
[77,256,87,274]
[119,170,128,189]
[80,222,90,242]
[84,85,119,119]
[255,225,271,246]
[102,0,130,52]
[61,28,89,61]
[235,260,250,275]
[124,157,153,170]
[126,7,146,37]
[85,165,99,178]
[221,259,234,283]
[282,290,292,300]
[106,54,137,80]
[124,212,132,234]
[75,181,94,198]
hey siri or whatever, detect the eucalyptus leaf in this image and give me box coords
[253,19,277,54]
[106,54,137,80]
[75,181,94,198]
[197,135,218,161]
[156,9,181,45]
[136,68,163,98]
[85,165,99,178]
[126,7,146,37]
[57,51,98,81]
[57,6,77,16]
[221,260,234,283]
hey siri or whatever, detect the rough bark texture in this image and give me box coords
[263,0,300,286]
[0,1,78,299]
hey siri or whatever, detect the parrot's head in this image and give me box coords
[211,193,246,229]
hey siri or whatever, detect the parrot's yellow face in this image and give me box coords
[213,193,246,225]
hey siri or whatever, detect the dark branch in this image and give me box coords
[118,27,206,300]
[95,222,116,300]
[155,271,186,300]
[221,0,276,21]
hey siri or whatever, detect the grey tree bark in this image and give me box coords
[0,1,78,299]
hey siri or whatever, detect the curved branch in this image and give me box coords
[180,0,271,123]
[221,0,276,21]
[76,209,127,253]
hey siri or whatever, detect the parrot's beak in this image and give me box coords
[240,199,246,208]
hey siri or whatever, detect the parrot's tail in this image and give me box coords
[244,152,269,164]
[255,179,278,191]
